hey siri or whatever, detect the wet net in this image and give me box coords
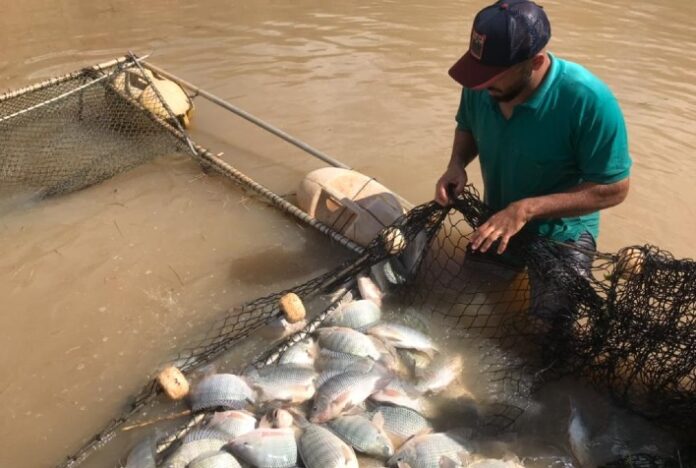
[2,58,692,467]
[55,188,695,467]
[0,57,190,200]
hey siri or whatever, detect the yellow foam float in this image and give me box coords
[297,167,406,247]
[112,67,194,128]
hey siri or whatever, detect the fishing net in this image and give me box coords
[0,57,189,200]
[3,58,692,466]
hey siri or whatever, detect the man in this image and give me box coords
[435,0,631,322]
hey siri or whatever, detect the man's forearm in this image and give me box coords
[519,179,630,221]
[449,129,479,169]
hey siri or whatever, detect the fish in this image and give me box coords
[125,437,156,468]
[316,327,381,360]
[324,299,381,330]
[415,354,463,395]
[188,451,242,468]
[298,423,359,468]
[367,323,438,358]
[259,407,295,429]
[358,274,385,307]
[367,405,432,448]
[316,349,376,372]
[279,338,317,367]
[369,336,407,375]
[226,428,297,468]
[163,439,227,468]
[245,365,318,404]
[568,398,597,468]
[387,433,471,468]
[370,378,425,412]
[183,428,232,443]
[311,369,391,423]
[207,410,257,439]
[464,458,525,468]
[397,349,433,379]
[327,412,395,459]
[190,374,256,412]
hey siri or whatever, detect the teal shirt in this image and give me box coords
[455,53,631,243]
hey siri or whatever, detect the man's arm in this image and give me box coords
[471,178,630,254]
[434,129,479,206]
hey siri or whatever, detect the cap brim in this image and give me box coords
[448,52,510,90]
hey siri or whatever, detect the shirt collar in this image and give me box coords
[519,52,560,110]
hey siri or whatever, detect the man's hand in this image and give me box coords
[470,201,531,254]
[435,165,468,206]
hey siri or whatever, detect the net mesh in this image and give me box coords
[0,58,188,200]
[2,59,692,467]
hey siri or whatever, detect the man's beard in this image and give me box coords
[489,66,534,103]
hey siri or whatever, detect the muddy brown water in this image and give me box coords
[1,0,695,466]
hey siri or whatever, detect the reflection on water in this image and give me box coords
[0,0,695,466]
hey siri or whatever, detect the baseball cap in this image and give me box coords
[449,0,551,89]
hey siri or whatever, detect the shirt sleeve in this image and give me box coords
[575,87,632,184]
[455,88,472,132]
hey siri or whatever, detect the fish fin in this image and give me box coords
[371,410,385,429]
[340,443,356,462]
[397,462,412,468]
[439,456,462,468]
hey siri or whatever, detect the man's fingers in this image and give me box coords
[471,223,496,250]
[479,230,502,253]
[435,181,448,206]
[497,234,511,254]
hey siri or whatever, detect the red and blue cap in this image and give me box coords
[449,0,551,89]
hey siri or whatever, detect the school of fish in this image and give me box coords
[126,271,526,468]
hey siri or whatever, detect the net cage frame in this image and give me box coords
[1,56,694,467]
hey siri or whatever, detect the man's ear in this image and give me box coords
[531,52,546,70]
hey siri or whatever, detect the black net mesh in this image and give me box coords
[7,58,692,467]
[0,58,188,200]
[57,187,695,467]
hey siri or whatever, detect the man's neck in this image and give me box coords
[499,53,551,117]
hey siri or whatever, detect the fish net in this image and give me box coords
[2,58,692,467]
[0,57,189,200]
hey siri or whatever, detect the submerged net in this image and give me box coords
[0,57,189,200]
[2,58,692,466]
[58,188,695,467]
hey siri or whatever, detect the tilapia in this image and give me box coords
[397,349,432,378]
[245,365,317,404]
[279,338,317,367]
[415,354,463,395]
[370,378,425,412]
[183,428,231,443]
[191,374,255,412]
[298,423,359,468]
[370,336,406,375]
[164,439,227,468]
[207,410,257,439]
[357,274,384,307]
[324,299,381,330]
[387,433,471,468]
[311,369,391,423]
[327,412,394,459]
[258,316,307,340]
[367,405,432,448]
[316,349,376,373]
[316,327,381,360]
[188,451,242,468]
[465,458,525,468]
[226,428,297,468]
[367,323,438,357]
[259,407,295,429]
[125,437,156,468]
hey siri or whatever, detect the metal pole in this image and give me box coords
[141,60,351,170]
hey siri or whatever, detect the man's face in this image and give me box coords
[486,60,534,103]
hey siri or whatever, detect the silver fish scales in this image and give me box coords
[163,439,227,468]
[387,433,471,468]
[191,374,255,412]
[327,414,394,459]
[324,299,381,330]
[311,369,390,423]
[316,327,381,360]
[188,451,242,468]
[226,428,297,468]
[298,424,359,468]
[246,365,317,403]
[207,410,257,439]
[367,405,432,447]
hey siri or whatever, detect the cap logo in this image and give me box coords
[470,30,486,60]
